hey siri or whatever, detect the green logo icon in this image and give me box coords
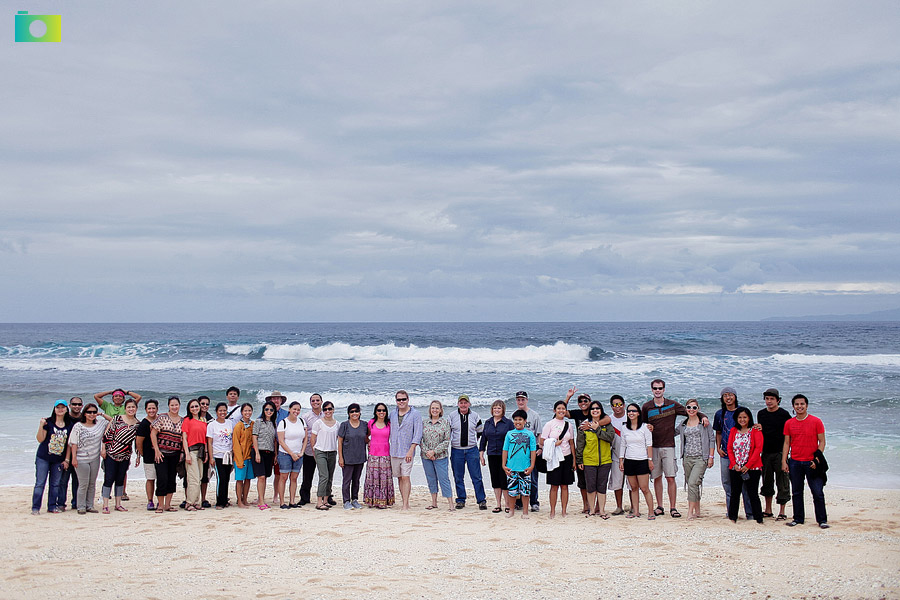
[15,11,61,42]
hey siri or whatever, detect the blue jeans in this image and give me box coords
[59,464,78,509]
[720,455,752,518]
[33,457,65,512]
[422,456,452,498]
[450,446,486,504]
[788,458,827,524]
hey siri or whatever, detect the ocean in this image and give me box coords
[3,321,898,489]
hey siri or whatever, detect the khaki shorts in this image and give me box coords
[608,450,625,490]
[391,456,413,478]
[143,462,157,481]
[651,447,678,479]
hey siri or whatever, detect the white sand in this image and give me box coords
[4,486,899,599]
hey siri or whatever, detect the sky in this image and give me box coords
[3,1,900,322]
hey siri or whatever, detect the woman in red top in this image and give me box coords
[727,407,764,524]
[181,399,209,511]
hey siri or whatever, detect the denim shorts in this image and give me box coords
[277,452,303,473]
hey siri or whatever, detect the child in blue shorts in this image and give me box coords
[503,409,537,519]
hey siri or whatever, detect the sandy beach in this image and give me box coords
[5,485,899,600]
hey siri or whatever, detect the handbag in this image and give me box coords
[535,421,569,473]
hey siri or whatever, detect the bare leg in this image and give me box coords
[666,476,677,510]
[276,474,287,505]
[399,476,411,510]
[653,476,664,511]
[560,485,569,517]
[256,476,267,506]
[146,480,155,505]
[289,473,299,504]
[580,487,589,512]
[494,487,503,509]
[596,492,607,516]
[586,490,597,515]
[549,485,559,518]
[639,474,655,516]
[764,495,774,514]
[614,488,624,511]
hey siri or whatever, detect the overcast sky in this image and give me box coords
[3,1,899,321]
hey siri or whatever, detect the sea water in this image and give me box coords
[2,322,898,488]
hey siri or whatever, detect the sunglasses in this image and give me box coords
[323,407,334,411]
[611,403,624,407]
[70,403,83,407]
[686,406,699,410]
[264,408,274,412]
[590,407,602,410]
[349,410,360,414]
[376,409,387,413]
[85,410,98,415]
[626,410,639,414]
[396,398,408,402]
[652,387,664,391]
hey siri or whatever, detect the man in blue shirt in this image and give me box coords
[389,390,423,510]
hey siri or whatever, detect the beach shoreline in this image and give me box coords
[7,485,899,599]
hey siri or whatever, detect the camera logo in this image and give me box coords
[15,11,61,42]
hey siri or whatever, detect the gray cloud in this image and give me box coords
[2,1,899,321]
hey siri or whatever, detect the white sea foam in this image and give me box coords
[772,353,900,367]
[254,341,591,362]
[252,389,498,408]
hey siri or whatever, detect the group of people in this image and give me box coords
[31,380,830,528]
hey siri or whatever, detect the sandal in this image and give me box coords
[670,508,682,518]
[315,505,329,510]
[185,505,196,512]
[115,505,128,512]
[653,506,665,516]
[165,507,178,512]
[425,505,435,510]
[598,513,610,520]
[626,513,637,519]
[762,512,774,518]
[648,515,656,520]
[102,507,110,514]
[155,508,164,514]
[492,507,502,513]
[776,514,787,521]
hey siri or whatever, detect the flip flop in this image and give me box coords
[598,513,610,520]
[670,508,682,518]
[165,507,178,512]
[114,506,128,512]
[155,508,164,514]
[653,506,665,516]
[776,514,787,521]
[626,513,637,519]
[762,512,774,518]
[102,507,110,514]
[648,515,656,520]
[492,507,502,513]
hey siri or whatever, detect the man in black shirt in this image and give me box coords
[134,399,160,511]
[756,388,791,520]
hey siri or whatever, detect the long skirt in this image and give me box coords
[363,454,395,508]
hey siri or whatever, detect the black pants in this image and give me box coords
[341,463,364,503]
[155,452,181,496]
[299,454,318,503]
[102,456,129,498]
[728,469,763,523]
[60,464,79,509]
[213,458,233,508]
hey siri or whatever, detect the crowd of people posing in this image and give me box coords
[31,379,830,528]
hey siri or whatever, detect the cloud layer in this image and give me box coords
[3,1,899,321]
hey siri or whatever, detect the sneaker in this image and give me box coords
[530,504,540,512]
[201,500,212,509]
[146,502,155,511]
[179,501,187,509]
[86,507,99,513]
[343,502,352,510]
[786,520,801,527]
[351,500,362,509]
[455,502,465,510]
[819,522,830,529]
[31,509,40,516]
[49,508,61,514]
[77,509,86,515]
[478,501,487,511]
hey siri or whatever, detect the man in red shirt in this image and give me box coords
[782,394,828,529]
